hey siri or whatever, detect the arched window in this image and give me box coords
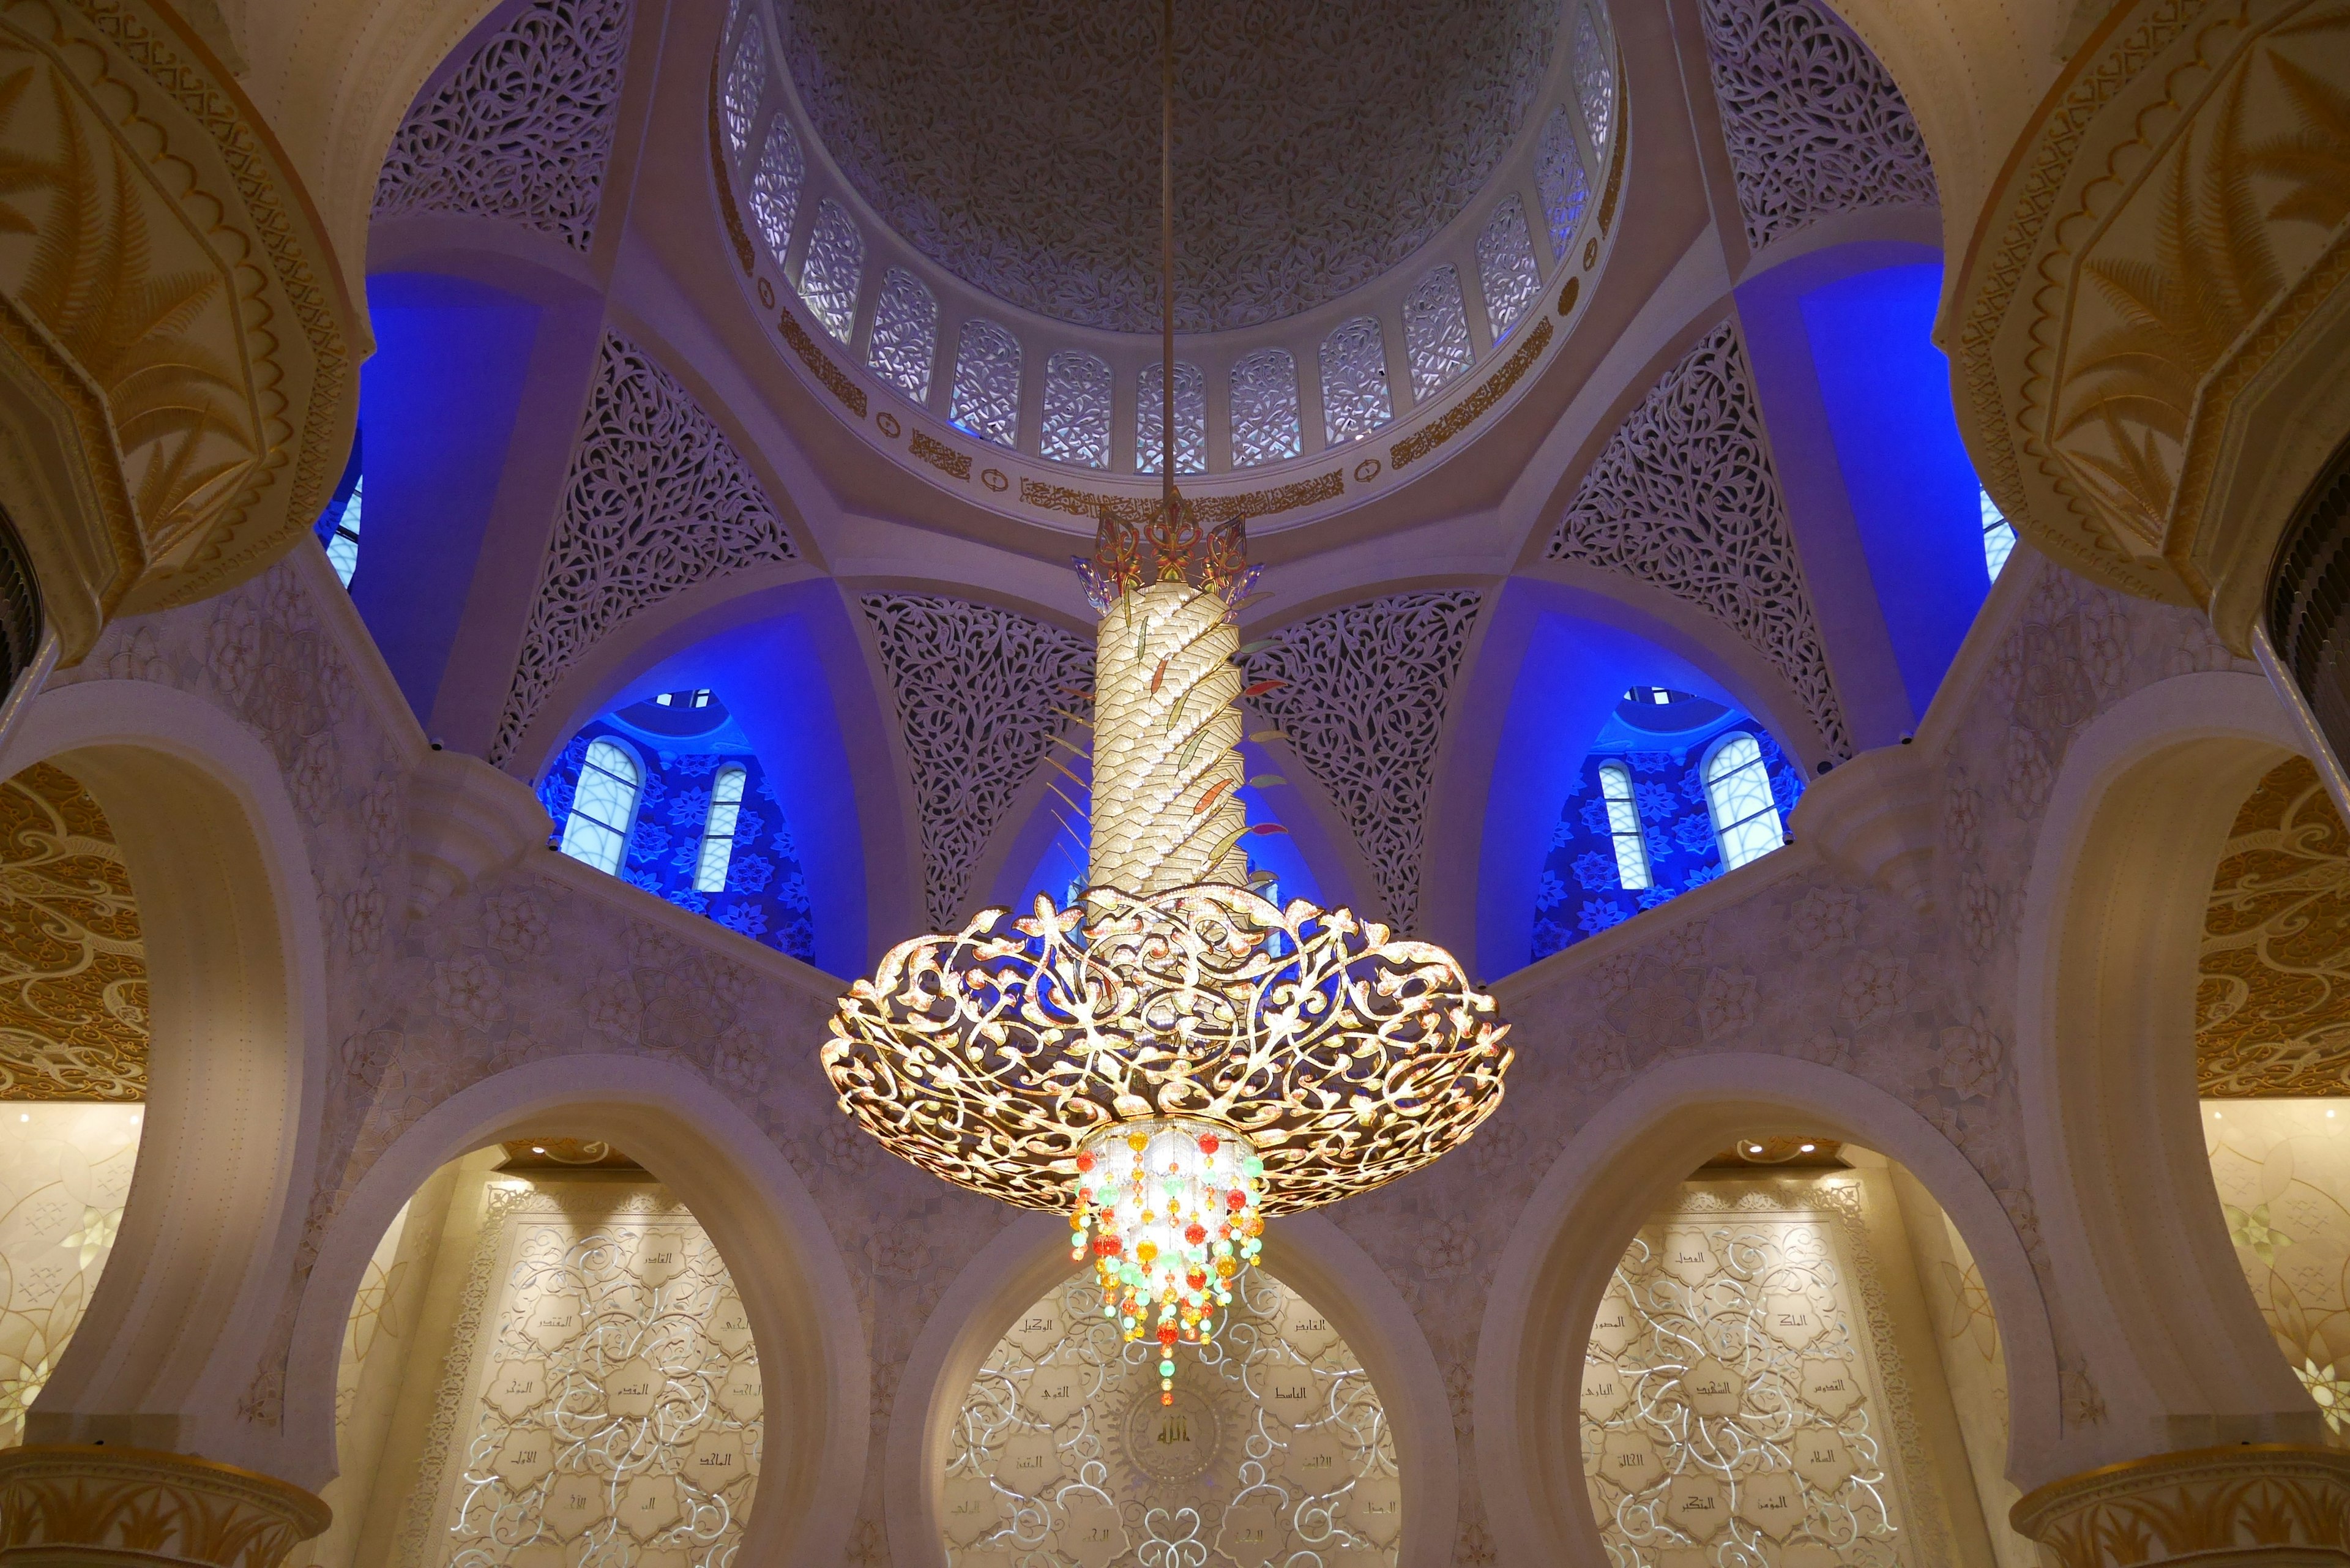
[1319,317,1392,446]
[1477,196,1542,342]
[751,119,805,260]
[1040,351,1113,468]
[696,765,748,893]
[314,436,363,588]
[950,319,1022,447]
[800,200,864,342]
[558,739,641,875]
[1403,266,1472,400]
[1704,733,1784,870]
[720,27,764,159]
[867,269,938,400]
[1535,106,1591,256]
[1574,6,1615,158]
[1138,361,1206,474]
[1597,762,1652,890]
[1229,349,1302,466]
[1979,485,2017,579]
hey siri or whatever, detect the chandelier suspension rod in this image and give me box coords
[1161,0,1175,513]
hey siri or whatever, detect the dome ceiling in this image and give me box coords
[770,0,1561,334]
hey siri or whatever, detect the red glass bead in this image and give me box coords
[1198,1134,1219,1155]
[1158,1324,1179,1345]
[1226,1189,1245,1210]
[1185,1222,1206,1245]
[1076,1151,1095,1173]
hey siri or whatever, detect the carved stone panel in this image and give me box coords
[1548,319,1852,761]
[373,0,635,251]
[1583,1179,1937,1568]
[1696,0,1938,252]
[400,1184,762,1568]
[1240,590,1483,934]
[492,332,796,767]
[947,1269,1397,1568]
[857,593,1093,928]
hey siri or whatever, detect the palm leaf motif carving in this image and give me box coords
[2247,13,2350,228]
[2058,69,2277,542]
[0,47,255,543]
[2053,9,2350,547]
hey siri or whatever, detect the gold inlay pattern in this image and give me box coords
[1020,471,1343,528]
[0,763,145,1102]
[774,304,867,417]
[1390,315,1551,469]
[910,430,972,480]
[2198,756,2350,1098]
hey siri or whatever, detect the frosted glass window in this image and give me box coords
[950,319,1021,448]
[1229,349,1302,467]
[695,765,748,893]
[1575,6,1615,159]
[1704,733,1784,870]
[322,476,362,587]
[867,269,938,401]
[800,200,864,343]
[1137,362,1206,475]
[721,29,764,159]
[1477,196,1542,342]
[1536,107,1591,256]
[1403,266,1472,400]
[1980,485,2018,579]
[1598,762,1652,890]
[1319,317,1392,446]
[751,119,805,261]
[558,739,640,875]
[1040,351,1113,468]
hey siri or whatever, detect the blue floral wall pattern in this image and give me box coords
[540,711,817,963]
[1531,715,1804,964]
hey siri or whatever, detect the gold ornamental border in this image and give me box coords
[2009,1443,2350,1568]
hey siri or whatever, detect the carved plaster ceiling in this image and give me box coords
[2198,756,2350,1097]
[767,0,1562,332]
[0,764,145,1102]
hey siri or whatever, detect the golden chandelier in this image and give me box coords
[819,0,1514,1405]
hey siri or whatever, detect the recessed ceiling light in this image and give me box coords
[531,1145,546,1154]
[1799,1143,1816,1153]
[1747,1143,1763,1154]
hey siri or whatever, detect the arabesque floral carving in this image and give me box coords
[0,763,145,1100]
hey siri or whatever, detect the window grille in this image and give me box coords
[867,269,938,401]
[800,200,864,343]
[1137,362,1206,475]
[950,319,1022,448]
[1536,107,1591,257]
[1319,318,1392,446]
[1229,349,1302,467]
[1403,267,1472,400]
[1598,762,1652,890]
[558,739,641,875]
[1477,196,1542,342]
[695,765,748,892]
[721,28,764,159]
[1979,486,2017,580]
[322,477,362,587]
[751,119,805,261]
[1040,351,1113,468]
[1704,733,1784,870]
[1575,6,1616,158]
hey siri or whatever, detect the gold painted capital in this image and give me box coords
[1952,0,2350,637]
[0,1444,329,1568]
[2010,1444,2350,1568]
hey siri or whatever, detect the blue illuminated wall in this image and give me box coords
[1530,722,1802,963]
[351,271,543,719]
[539,717,817,963]
[1798,261,1989,716]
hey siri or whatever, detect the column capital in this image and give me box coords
[0,1444,329,1568]
[2012,1444,2350,1568]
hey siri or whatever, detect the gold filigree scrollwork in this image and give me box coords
[822,881,1513,1215]
[0,763,144,1102]
[0,1444,329,1568]
[2196,756,2350,1096]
